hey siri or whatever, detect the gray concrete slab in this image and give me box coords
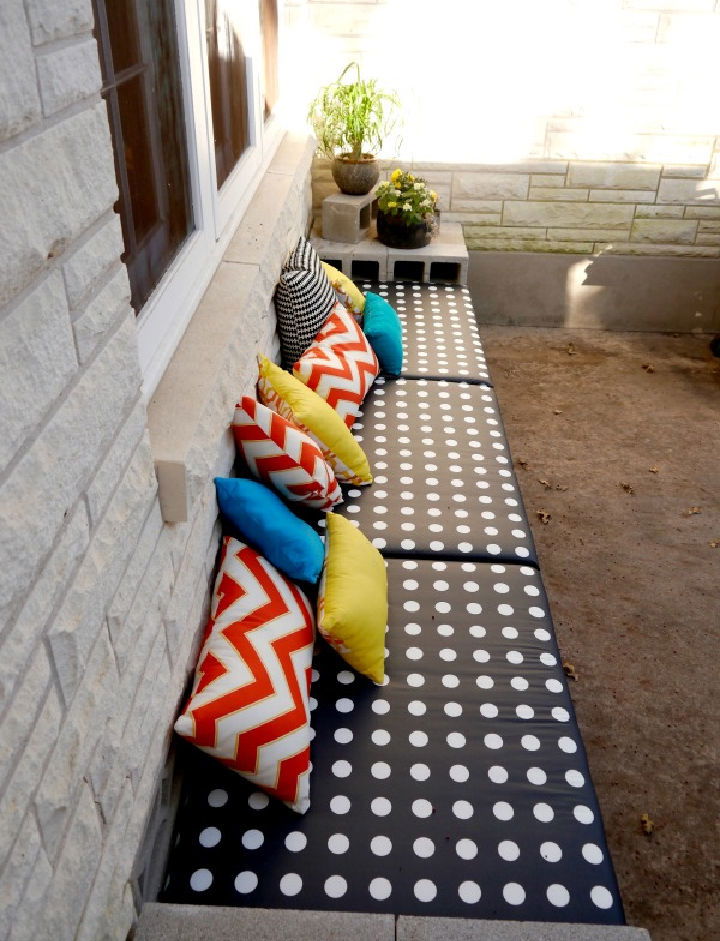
[135,903,395,941]
[468,249,720,332]
[397,917,652,941]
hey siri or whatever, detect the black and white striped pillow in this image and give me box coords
[275,237,336,368]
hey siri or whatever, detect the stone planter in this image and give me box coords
[376,210,431,249]
[331,154,379,195]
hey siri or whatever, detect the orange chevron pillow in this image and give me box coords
[292,302,379,429]
[232,397,342,511]
[174,537,315,813]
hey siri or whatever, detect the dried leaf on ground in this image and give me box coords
[517,459,529,470]
[648,466,659,473]
[620,482,635,494]
[641,363,655,373]
[710,540,719,549]
[536,510,551,525]
[563,661,578,681]
[640,813,654,836]
[566,344,577,356]
[555,483,568,492]
[538,479,552,489]
[553,409,563,415]
[685,506,701,516]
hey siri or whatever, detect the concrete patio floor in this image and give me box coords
[479,326,720,941]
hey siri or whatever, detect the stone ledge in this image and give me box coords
[147,134,313,523]
[134,905,651,941]
[397,917,652,941]
[135,904,395,941]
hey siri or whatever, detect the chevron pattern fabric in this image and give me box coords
[174,538,315,813]
[293,303,379,428]
[232,397,342,511]
[274,236,336,368]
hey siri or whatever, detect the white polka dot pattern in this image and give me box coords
[338,378,537,563]
[362,282,490,382]
[164,560,621,925]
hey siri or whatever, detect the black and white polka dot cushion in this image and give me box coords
[161,560,623,925]
[360,282,491,384]
[328,377,537,564]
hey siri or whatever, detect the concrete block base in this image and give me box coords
[398,916,652,941]
[468,250,720,332]
[135,905,652,941]
[135,904,395,941]
[312,221,469,285]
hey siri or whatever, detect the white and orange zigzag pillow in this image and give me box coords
[293,302,379,429]
[232,397,342,511]
[174,538,315,813]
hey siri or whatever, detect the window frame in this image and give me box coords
[135,0,284,398]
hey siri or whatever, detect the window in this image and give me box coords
[93,0,285,396]
[205,0,251,189]
[260,0,279,121]
[93,0,194,312]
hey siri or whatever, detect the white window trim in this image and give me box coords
[137,0,285,400]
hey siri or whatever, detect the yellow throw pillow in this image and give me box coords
[318,514,388,684]
[257,356,372,485]
[321,262,366,316]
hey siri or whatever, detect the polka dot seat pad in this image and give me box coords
[360,281,491,384]
[161,560,623,925]
[328,376,538,564]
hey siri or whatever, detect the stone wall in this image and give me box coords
[0,2,312,938]
[312,157,720,258]
[304,0,720,257]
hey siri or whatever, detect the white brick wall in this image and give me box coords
[307,0,720,257]
[0,4,313,940]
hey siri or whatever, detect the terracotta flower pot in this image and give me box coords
[331,154,379,195]
[376,210,431,249]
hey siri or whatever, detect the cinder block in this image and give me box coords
[387,222,469,285]
[397,916,652,941]
[136,904,396,941]
[311,231,388,280]
[322,188,378,243]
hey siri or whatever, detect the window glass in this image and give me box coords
[94,0,194,312]
[205,0,250,190]
[260,0,278,120]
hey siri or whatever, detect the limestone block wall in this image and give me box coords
[304,0,720,258]
[312,156,720,258]
[0,3,312,938]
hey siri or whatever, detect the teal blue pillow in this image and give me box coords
[214,477,325,583]
[363,292,403,376]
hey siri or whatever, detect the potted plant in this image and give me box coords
[375,169,439,249]
[308,62,400,196]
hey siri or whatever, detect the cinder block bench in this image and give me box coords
[149,284,641,936]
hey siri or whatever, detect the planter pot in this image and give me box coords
[376,210,431,249]
[331,154,379,195]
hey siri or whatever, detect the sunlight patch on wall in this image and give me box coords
[288,0,720,166]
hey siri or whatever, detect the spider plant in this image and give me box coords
[308,62,400,162]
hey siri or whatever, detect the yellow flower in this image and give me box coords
[407,173,415,182]
[431,190,438,201]
[388,200,397,208]
[390,169,401,183]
